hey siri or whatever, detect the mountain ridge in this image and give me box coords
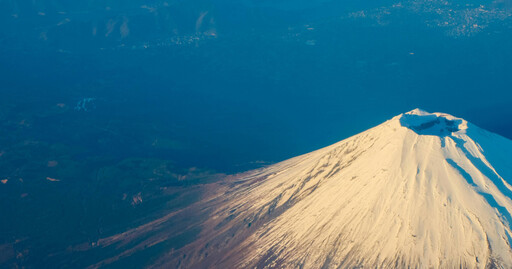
[156,109,512,268]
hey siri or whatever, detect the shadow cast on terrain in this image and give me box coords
[400,114,462,137]
[446,158,512,227]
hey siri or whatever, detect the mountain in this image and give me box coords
[159,109,512,268]
[2,0,511,53]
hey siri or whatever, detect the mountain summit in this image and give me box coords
[165,109,512,268]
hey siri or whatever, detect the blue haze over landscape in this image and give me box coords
[0,0,512,267]
[1,0,512,172]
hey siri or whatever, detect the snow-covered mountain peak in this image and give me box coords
[405,107,430,115]
[165,110,512,269]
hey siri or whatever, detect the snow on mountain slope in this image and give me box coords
[160,109,512,269]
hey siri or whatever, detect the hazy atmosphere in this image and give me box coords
[1,0,512,267]
[2,0,512,172]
